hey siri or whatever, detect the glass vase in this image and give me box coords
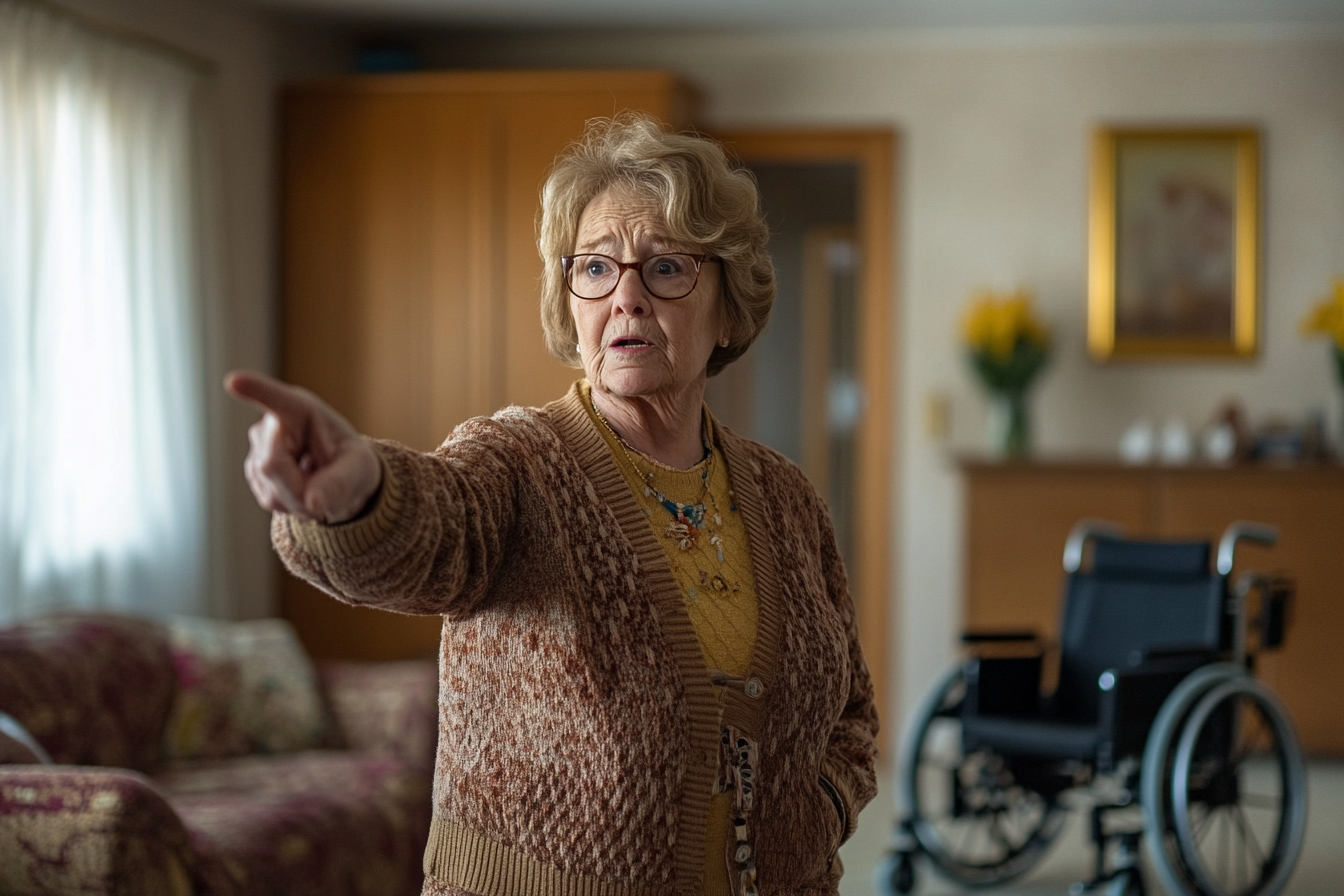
[987,390,1030,459]
[1335,345,1344,460]
[1337,389,1344,462]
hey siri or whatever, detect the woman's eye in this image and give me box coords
[650,256,684,276]
[584,258,612,277]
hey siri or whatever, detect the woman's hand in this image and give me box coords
[224,371,382,524]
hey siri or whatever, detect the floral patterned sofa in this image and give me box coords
[0,611,438,896]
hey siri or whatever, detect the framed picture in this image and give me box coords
[1087,126,1260,360]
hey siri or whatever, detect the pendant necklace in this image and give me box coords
[592,402,725,559]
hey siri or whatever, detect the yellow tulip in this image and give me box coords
[1300,277,1344,349]
[961,289,1050,361]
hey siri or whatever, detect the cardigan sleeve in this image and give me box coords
[813,489,880,844]
[271,414,524,617]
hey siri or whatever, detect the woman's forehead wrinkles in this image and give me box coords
[575,225,680,257]
[575,190,684,256]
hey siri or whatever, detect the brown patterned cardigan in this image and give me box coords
[273,383,879,896]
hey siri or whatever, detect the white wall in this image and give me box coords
[424,25,1344,740]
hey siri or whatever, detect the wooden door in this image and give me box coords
[710,129,897,752]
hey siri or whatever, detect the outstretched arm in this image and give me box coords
[224,370,382,525]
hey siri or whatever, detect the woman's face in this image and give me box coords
[570,186,723,404]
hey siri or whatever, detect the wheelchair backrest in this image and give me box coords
[1054,538,1225,724]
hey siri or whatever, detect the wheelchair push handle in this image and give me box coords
[1216,521,1278,575]
[1063,519,1127,573]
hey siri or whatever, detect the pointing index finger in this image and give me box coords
[223,370,313,421]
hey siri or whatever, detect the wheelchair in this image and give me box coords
[878,520,1306,896]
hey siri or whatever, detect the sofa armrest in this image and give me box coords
[0,766,194,896]
[317,659,438,776]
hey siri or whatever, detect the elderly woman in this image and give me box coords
[227,113,877,896]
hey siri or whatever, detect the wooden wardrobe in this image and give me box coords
[279,70,697,659]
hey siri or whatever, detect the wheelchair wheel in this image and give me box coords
[1106,866,1146,896]
[901,664,1066,887]
[1141,667,1307,896]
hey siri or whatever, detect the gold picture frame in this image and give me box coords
[1087,126,1260,360]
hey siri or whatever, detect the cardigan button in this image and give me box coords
[745,678,763,698]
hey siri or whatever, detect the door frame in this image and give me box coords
[714,128,898,753]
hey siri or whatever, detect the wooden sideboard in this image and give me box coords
[961,458,1344,756]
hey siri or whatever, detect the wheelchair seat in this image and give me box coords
[962,538,1224,767]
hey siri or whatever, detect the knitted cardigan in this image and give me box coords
[273,383,879,896]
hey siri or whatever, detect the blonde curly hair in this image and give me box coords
[537,113,775,377]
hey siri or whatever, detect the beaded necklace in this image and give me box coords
[591,400,727,561]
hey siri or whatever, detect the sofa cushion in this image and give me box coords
[318,660,439,776]
[0,614,174,770]
[163,617,332,761]
[154,752,431,896]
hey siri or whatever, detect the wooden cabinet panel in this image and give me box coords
[282,93,367,438]
[963,460,1344,755]
[279,71,695,660]
[355,95,451,451]
[427,95,496,442]
[494,82,692,410]
[284,91,481,451]
[1158,470,1344,754]
[965,464,1152,637]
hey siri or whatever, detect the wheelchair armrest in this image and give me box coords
[1140,644,1219,664]
[961,630,1039,645]
[1258,575,1294,650]
[965,654,1043,718]
[1096,652,1217,762]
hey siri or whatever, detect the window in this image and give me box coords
[0,0,222,622]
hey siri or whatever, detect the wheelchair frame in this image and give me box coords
[878,521,1307,896]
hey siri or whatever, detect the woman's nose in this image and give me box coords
[609,268,651,315]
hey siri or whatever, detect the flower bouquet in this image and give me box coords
[961,289,1051,457]
[1299,277,1344,383]
[1299,276,1344,454]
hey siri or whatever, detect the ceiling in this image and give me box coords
[250,0,1344,31]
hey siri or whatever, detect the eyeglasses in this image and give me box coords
[561,253,719,301]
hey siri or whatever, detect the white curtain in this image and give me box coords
[0,0,226,623]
